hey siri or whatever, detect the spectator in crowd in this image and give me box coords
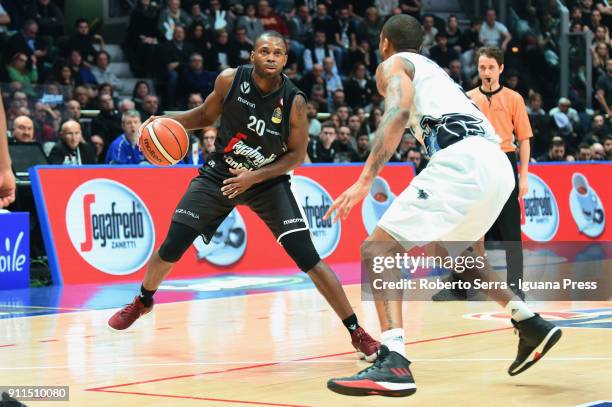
[587,113,610,140]
[300,64,327,102]
[89,134,105,163]
[308,122,337,162]
[429,32,459,69]
[159,25,193,108]
[549,97,581,137]
[331,89,347,112]
[537,137,570,161]
[26,0,64,37]
[188,22,211,58]
[421,14,438,55]
[362,107,383,136]
[158,0,192,41]
[237,3,264,44]
[289,5,314,48]
[90,50,124,93]
[229,26,254,67]
[591,41,609,77]
[352,133,370,162]
[140,94,161,121]
[307,100,322,138]
[132,80,151,111]
[68,49,97,86]
[187,92,203,109]
[124,0,160,77]
[48,120,96,165]
[375,0,399,17]
[312,3,334,41]
[448,59,467,87]
[207,29,231,72]
[304,30,336,73]
[91,94,122,148]
[5,92,29,123]
[331,6,358,71]
[73,85,95,109]
[333,125,358,162]
[344,62,375,109]
[445,14,462,53]
[362,7,384,51]
[576,143,593,161]
[323,56,342,99]
[62,99,91,138]
[0,3,10,41]
[407,147,426,173]
[118,98,136,113]
[595,59,612,116]
[258,0,289,36]
[591,141,606,160]
[105,110,146,164]
[7,53,38,97]
[480,8,511,51]
[346,38,378,76]
[400,0,422,20]
[9,115,35,143]
[182,52,216,100]
[526,92,551,158]
[206,0,233,33]
[54,64,76,88]
[4,20,48,67]
[33,102,60,143]
[336,105,350,126]
[64,19,103,65]
[603,135,612,160]
[347,114,362,138]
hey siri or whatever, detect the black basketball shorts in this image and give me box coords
[171,172,309,244]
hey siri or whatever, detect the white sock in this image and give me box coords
[381,328,406,357]
[506,296,535,322]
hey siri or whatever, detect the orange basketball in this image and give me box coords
[139,117,189,166]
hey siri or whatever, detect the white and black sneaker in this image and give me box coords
[327,345,417,397]
[508,313,562,376]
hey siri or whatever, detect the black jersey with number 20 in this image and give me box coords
[206,65,305,177]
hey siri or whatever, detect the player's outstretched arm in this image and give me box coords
[140,68,236,132]
[0,97,16,208]
[221,95,308,199]
[324,57,414,222]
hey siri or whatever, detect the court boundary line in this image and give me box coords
[85,326,512,405]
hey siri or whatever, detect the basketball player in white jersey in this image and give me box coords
[324,14,562,397]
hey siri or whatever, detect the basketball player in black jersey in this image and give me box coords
[108,31,380,361]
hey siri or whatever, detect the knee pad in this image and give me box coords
[280,229,321,272]
[158,222,200,263]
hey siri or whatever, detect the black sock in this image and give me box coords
[342,314,360,333]
[139,284,156,307]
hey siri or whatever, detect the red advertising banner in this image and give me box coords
[30,164,413,285]
[521,163,611,242]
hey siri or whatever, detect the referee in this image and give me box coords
[434,46,532,300]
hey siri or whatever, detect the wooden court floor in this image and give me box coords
[0,285,610,406]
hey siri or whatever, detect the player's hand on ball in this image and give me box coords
[324,180,370,223]
[138,115,159,138]
[222,168,260,199]
[0,167,16,208]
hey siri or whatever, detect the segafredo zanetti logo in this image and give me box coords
[65,179,155,275]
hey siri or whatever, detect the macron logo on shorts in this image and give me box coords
[283,218,304,225]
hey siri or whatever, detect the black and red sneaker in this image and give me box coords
[327,345,417,397]
[351,327,380,362]
[108,296,154,331]
[508,313,562,376]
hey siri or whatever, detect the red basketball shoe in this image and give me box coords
[351,327,381,362]
[108,296,154,330]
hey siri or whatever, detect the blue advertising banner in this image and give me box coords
[0,212,30,290]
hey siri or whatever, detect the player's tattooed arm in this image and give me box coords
[359,57,414,183]
[250,94,309,183]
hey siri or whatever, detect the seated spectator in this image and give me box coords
[206,0,233,33]
[603,135,612,160]
[429,32,459,69]
[307,101,321,138]
[335,105,350,126]
[187,92,203,109]
[200,126,217,163]
[363,107,383,139]
[207,29,231,72]
[352,133,370,162]
[258,0,288,36]
[310,84,329,113]
[333,125,358,162]
[48,120,96,165]
[591,142,606,160]
[158,25,193,108]
[448,59,467,87]
[347,114,362,138]
[421,14,438,56]
[344,62,375,109]
[6,53,38,97]
[62,99,91,138]
[347,39,378,77]
[90,51,124,93]
[63,19,103,65]
[587,114,610,141]
[89,134,105,163]
[73,85,95,109]
[526,92,546,115]
[576,143,593,161]
[303,30,335,73]
[445,14,462,53]
[33,102,60,143]
[26,0,64,37]
[158,0,192,41]
[299,63,327,100]
[480,8,511,51]
[132,80,151,111]
[189,3,211,29]
[9,115,35,143]
[91,94,122,149]
[237,3,264,44]
[308,122,337,162]
[595,59,612,116]
[6,92,30,124]
[323,57,343,100]
[549,97,581,137]
[229,26,254,67]
[118,98,136,113]
[4,20,49,67]
[331,89,347,112]
[182,52,216,99]
[54,64,76,88]
[362,7,384,51]
[140,94,161,121]
[537,137,570,162]
[68,49,98,86]
[407,147,426,173]
[123,0,160,77]
[106,110,147,164]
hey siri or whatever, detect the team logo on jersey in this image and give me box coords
[272,107,282,124]
[240,81,251,94]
